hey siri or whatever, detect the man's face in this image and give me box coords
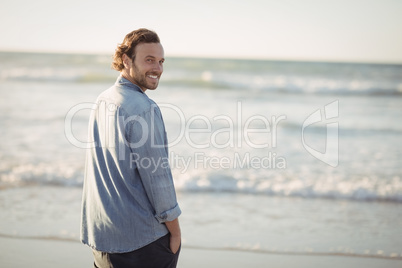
[126,42,164,92]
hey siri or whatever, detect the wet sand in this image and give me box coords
[1,236,401,268]
[1,186,401,267]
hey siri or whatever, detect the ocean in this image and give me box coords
[0,51,401,262]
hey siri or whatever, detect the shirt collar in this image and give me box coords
[115,75,145,94]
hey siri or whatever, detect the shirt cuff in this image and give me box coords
[155,203,182,223]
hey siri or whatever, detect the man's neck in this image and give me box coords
[121,72,146,92]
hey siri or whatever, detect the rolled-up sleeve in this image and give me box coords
[126,105,181,223]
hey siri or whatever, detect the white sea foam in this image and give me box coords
[1,161,401,203]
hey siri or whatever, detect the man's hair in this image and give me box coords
[111,28,160,71]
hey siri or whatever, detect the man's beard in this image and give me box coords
[132,63,159,90]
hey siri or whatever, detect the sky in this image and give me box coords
[0,0,401,63]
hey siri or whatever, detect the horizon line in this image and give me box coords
[1,48,402,66]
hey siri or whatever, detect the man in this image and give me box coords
[81,28,181,268]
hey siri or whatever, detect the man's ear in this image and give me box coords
[122,54,131,69]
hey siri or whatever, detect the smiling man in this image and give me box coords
[81,28,181,268]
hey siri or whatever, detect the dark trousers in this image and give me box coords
[93,234,181,268]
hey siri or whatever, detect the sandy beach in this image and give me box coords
[1,235,401,268]
[0,186,401,268]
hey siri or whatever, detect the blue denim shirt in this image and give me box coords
[80,75,181,253]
